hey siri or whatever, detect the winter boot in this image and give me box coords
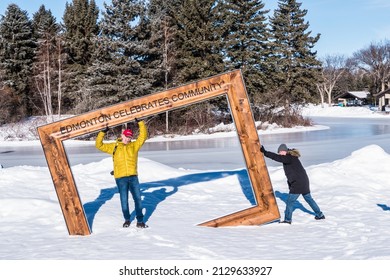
[315,215,325,220]
[136,222,149,228]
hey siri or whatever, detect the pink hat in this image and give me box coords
[122,129,133,138]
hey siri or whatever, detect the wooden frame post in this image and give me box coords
[37,70,280,235]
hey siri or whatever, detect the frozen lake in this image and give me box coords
[1,117,389,170]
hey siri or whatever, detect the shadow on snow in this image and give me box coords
[377,204,390,211]
[274,190,318,217]
[83,169,255,229]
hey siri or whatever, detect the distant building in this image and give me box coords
[373,88,390,111]
[335,91,369,106]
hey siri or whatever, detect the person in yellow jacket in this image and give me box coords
[95,118,148,228]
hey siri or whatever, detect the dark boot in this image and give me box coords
[136,222,149,228]
[315,215,325,220]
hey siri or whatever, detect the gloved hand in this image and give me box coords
[102,126,109,133]
[260,145,266,153]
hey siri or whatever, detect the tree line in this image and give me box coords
[1,0,389,135]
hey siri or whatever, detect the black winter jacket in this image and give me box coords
[263,149,310,194]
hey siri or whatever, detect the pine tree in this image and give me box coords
[216,0,271,103]
[173,0,225,84]
[63,0,99,66]
[32,5,61,121]
[0,4,36,120]
[81,0,154,112]
[159,0,228,132]
[268,0,321,111]
[62,0,99,112]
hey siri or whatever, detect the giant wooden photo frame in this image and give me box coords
[37,70,280,235]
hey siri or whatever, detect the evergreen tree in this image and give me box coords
[81,0,153,112]
[216,0,271,103]
[0,4,36,120]
[62,0,99,112]
[63,0,99,66]
[268,0,321,111]
[160,0,228,131]
[32,5,61,120]
[173,0,225,84]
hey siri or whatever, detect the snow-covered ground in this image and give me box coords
[1,105,389,279]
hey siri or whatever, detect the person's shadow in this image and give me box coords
[131,186,178,223]
[83,169,255,229]
[83,187,117,227]
[377,204,390,211]
[274,190,316,216]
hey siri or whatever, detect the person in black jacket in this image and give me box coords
[261,143,325,224]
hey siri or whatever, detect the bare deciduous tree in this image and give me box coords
[317,55,349,107]
[56,35,64,119]
[353,41,390,93]
[149,1,177,133]
[34,42,54,122]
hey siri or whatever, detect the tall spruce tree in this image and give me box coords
[216,0,271,103]
[62,0,99,112]
[163,0,229,131]
[63,0,99,66]
[32,5,61,120]
[0,4,36,120]
[268,0,321,111]
[173,0,225,84]
[82,0,153,112]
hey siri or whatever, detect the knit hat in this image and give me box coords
[122,129,133,138]
[277,143,288,153]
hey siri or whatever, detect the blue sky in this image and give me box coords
[1,0,390,58]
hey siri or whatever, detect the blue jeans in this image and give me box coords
[115,176,144,223]
[284,193,323,222]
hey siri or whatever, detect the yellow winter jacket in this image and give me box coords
[95,121,147,179]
